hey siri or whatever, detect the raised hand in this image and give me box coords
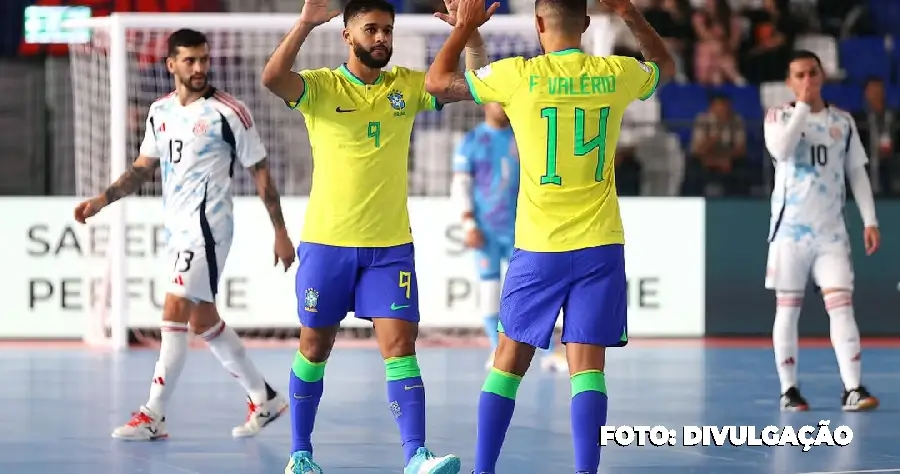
[434,0,459,26]
[599,0,634,14]
[299,0,341,26]
[455,0,500,30]
[797,83,815,104]
[74,197,105,224]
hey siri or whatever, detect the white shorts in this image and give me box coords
[765,239,854,292]
[166,239,231,303]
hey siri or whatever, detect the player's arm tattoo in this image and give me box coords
[250,159,287,231]
[102,158,158,205]
[619,5,676,84]
[436,72,475,104]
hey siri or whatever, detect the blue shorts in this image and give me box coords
[295,242,419,328]
[473,236,513,280]
[499,244,627,349]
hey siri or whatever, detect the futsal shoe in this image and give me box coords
[780,387,810,412]
[404,447,461,474]
[232,392,288,437]
[111,406,168,440]
[842,386,879,412]
[540,352,568,373]
[285,451,324,474]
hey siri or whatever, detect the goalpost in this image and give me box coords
[64,12,617,351]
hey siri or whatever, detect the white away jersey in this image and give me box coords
[140,88,266,249]
[764,102,868,243]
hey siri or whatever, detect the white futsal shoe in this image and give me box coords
[540,352,568,373]
[232,392,289,437]
[111,406,168,441]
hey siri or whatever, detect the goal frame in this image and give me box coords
[64,12,617,351]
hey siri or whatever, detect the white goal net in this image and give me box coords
[66,13,616,349]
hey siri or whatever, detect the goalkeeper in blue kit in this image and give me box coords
[451,102,568,372]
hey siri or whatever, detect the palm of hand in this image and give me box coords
[600,0,630,12]
[300,0,335,24]
[435,0,459,25]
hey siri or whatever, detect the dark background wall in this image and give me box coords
[705,200,900,337]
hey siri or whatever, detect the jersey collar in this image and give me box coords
[547,48,583,56]
[338,63,385,86]
[790,101,831,108]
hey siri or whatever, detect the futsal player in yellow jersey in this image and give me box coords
[426,0,674,472]
[261,0,489,473]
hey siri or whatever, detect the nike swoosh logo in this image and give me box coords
[390,303,410,310]
[404,384,424,390]
[335,107,356,113]
[293,394,312,399]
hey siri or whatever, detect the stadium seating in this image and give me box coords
[839,37,890,83]
[868,0,900,36]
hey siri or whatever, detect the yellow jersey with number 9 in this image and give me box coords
[287,65,442,247]
[464,50,660,252]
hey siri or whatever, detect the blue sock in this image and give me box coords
[570,371,608,474]
[385,356,427,464]
[474,368,522,473]
[483,314,500,350]
[289,351,326,454]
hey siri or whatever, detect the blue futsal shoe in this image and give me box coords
[285,451,323,474]
[404,447,461,474]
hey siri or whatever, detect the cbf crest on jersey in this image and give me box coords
[304,288,319,312]
[387,90,406,117]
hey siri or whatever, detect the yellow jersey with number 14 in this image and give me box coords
[287,65,442,247]
[464,50,660,252]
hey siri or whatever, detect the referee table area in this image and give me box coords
[2,343,900,474]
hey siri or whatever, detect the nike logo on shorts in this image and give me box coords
[293,393,312,399]
[390,303,410,310]
[404,384,424,390]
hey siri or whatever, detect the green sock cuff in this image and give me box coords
[384,355,422,381]
[291,351,327,382]
[570,370,606,397]
[482,368,522,400]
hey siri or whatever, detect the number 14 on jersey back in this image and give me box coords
[540,106,611,186]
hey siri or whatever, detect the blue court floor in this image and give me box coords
[2,344,900,474]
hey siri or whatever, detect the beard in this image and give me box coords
[180,74,209,93]
[354,43,392,69]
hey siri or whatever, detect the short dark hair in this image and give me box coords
[864,76,884,87]
[534,0,588,31]
[167,29,208,58]
[343,0,396,26]
[708,92,729,103]
[786,49,822,73]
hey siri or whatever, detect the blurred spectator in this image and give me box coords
[691,0,746,85]
[617,95,660,197]
[741,0,794,83]
[816,0,873,37]
[854,78,900,196]
[615,147,642,196]
[642,0,694,82]
[683,93,748,196]
[635,126,686,196]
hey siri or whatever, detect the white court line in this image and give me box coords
[799,470,900,474]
